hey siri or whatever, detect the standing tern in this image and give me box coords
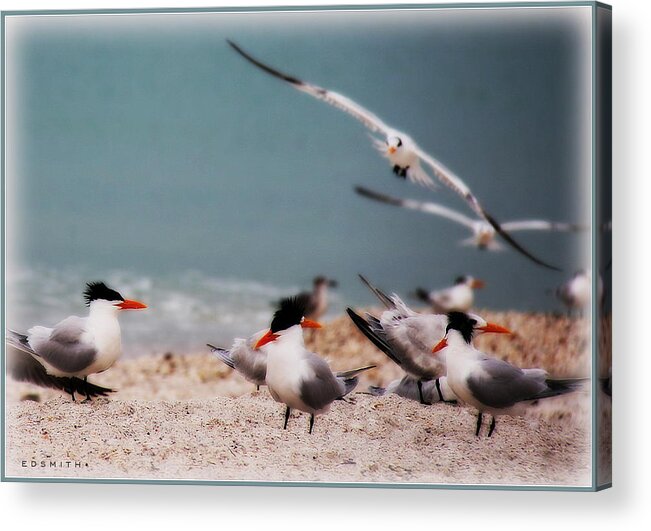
[294,275,338,321]
[227,40,559,270]
[347,275,509,405]
[368,374,458,405]
[415,275,485,313]
[6,282,147,401]
[208,328,268,390]
[255,296,375,433]
[432,312,586,437]
[555,269,603,315]
[356,185,585,253]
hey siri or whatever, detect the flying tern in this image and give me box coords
[355,185,585,254]
[415,275,485,313]
[6,282,147,401]
[347,275,509,405]
[432,312,586,437]
[227,40,560,270]
[255,296,375,433]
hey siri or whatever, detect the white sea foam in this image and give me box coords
[6,265,344,357]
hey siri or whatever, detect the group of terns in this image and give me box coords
[6,276,586,437]
[5,40,594,440]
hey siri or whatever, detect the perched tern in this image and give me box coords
[6,282,147,401]
[432,312,586,437]
[415,275,485,313]
[555,270,603,315]
[208,329,268,390]
[368,374,457,405]
[227,40,560,270]
[347,275,509,405]
[356,185,585,254]
[255,296,375,433]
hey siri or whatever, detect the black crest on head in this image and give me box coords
[270,296,308,333]
[84,282,124,306]
[446,312,477,344]
[454,276,468,285]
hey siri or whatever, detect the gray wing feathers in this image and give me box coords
[335,364,375,379]
[49,316,88,344]
[227,40,390,135]
[6,340,112,397]
[358,274,395,309]
[29,317,97,374]
[300,354,346,411]
[467,358,549,409]
[209,340,267,384]
[500,220,587,232]
[208,344,236,369]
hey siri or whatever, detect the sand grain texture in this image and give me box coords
[5,310,607,486]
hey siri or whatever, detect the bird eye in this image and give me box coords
[397,138,403,147]
[470,319,477,326]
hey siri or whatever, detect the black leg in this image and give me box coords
[309,414,315,434]
[475,412,483,437]
[392,165,400,175]
[488,416,497,437]
[399,166,409,178]
[283,406,291,430]
[83,377,92,402]
[256,384,260,391]
[417,380,428,405]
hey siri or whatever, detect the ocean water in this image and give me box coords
[4,7,595,355]
[6,265,346,356]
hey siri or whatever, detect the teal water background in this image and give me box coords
[5,7,593,354]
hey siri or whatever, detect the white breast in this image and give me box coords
[264,327,313,412]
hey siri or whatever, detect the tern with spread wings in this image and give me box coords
[356,186,585,252]
[346,275,509,405]
[227,40,560,270]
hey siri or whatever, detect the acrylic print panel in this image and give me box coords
[3,4,604,488]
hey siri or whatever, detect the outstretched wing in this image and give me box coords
[355,186,476,229]
[228,40,392,135]
[412,145,561,270]
[500,220,587,232]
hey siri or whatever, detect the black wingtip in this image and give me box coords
[357,274,395,309]
[346,308,402,367]
[482,208,562,271]
[226,39,303,86]
[354,185,403,208]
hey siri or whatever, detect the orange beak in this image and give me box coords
[431,337,448,354]
[254,329,279,350]
[300,319,322,329]
[117,299,147,310]
[471,279,486,289]
[479,323,511,335]
[387,146,397,155]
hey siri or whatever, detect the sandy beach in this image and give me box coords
[5,309,610,486]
